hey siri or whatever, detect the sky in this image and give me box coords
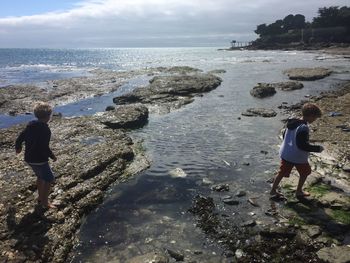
[0,0,348,48]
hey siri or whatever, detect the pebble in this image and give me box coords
[166,248,184,261]
[241,220,256,227]
[236,190,246,197]
[248,198,260,207]
[222,198,239,205]
[211,184,229,192]
[235,249,244,259]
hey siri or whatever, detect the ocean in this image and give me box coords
[1,48,349,261]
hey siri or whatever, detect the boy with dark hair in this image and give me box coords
[270,103,324,198]
[15,102,57,209]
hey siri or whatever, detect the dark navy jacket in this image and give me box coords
[15,120,55,163]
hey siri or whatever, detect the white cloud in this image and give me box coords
[0,0,348,47]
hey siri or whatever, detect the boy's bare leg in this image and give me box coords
[296,174,310,197]
[270,173,285,196]
[41,182,56,209]
[37,178,44,204]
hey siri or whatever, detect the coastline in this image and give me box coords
[222,44,350,58]
[0,51,349,262]
[0,67,223,262]
[189,79,350,262]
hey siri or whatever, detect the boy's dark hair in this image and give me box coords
[302,103,322,118]
[33,102,52,119]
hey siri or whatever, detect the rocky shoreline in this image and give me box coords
[189,78,350,263]
[0,62,349,262]
[0,67,223,262]
[0,66,221,116]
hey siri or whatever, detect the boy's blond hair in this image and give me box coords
[302,103,322,118]
[34,102,52,119]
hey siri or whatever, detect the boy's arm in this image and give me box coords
[296,130,322,152]
[15,129,26,153]
[48,148,56,161]
[44,127,56,161]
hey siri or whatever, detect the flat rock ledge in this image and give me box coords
[97,104,149,129]
[241,108,277,117]
[259,81,304,91]
[250,84,276,98]
[316,246,350,263]
[0,70,132,115]
[0,66,208,116]
[0,107,150,262]
[284,67,332,81]
[113,73,222,114]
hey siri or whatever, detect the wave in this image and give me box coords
[4,63,80,72]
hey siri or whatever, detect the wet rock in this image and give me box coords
[127,252,169,263]
[317,191,350,209]
[235,249,244,259]
[316,246,350,263]
[241,220,256,227]
[342,165,350,173]
[113,73,222,113]
[164,66,202,74]
[248,198,260,207]
[202,178,213,185]
[9,110,17,116]
[0,113,150,262]
[0,69,132,114]
[208,69,226,74]
[211,184,229,192]
[169,168,187,178]
[105,105,115,111]
[98,104,149,129]
[260,227,297,239]
[189,195,215,214]
[250,83,276,98]
[241,108,277,118]
[284,67,332,81]
[166,248,184,261]
[236,190,246,197]
[304,225,322,238]
[273,81,304,91]
[222,197,239,205]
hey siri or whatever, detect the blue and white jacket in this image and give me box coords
[279,118,322,164]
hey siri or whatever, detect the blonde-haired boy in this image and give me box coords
[15,102,57,209]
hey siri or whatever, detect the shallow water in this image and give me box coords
[69,50,349,261]
[1,48,349,261]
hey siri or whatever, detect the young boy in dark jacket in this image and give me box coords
[15,102,57,209]
[270,103,324,198]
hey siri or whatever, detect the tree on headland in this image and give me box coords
[312,6,350,28]
[283,14,306,30]
[253,6,350,45]
[255,14,306,37]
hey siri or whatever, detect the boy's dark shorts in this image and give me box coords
[278,159,311,178]
[28,163,55,183]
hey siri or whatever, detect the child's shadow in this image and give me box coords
[7,205,51,259]
[287,197,349,241]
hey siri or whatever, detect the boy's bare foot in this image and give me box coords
[270,191,285,201]
[295,191,310,198]
[270,190,284,197]
[41,202,57,209]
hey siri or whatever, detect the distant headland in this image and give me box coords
[227,6,350,53]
